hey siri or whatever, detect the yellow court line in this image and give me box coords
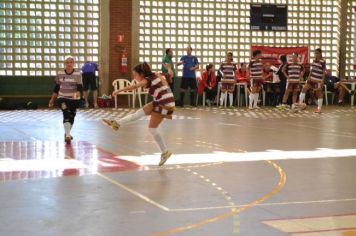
[96,172,170,211]
[168,198,356,212]
[150,160,286,236]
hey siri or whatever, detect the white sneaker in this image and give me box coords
[159,150,172,166]
[102,119,120,131]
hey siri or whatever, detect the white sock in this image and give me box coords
[254,93,259,107]
[249,93,254,107]
[317,98,323,109]
[299,93,306,104]
[229,93,234,107]
[64,122,71,137]
[149,128,167,153]
[117,109,145,125]
[220,92,226,106]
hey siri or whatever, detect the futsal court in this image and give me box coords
[0,106,355,236]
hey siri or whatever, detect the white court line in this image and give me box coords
[117,148,356,166]
[168,198,356,212]
[95,172,170,211]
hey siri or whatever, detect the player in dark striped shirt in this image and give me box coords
[280,53,304,109]
[102,62,175,166]
[48,56,83,144]
[248,50,264,109]
[219,52,237,107]
[298,48,326,113]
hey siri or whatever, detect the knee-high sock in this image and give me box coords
[254,93,259,107]
[249,93,254,107]
[229,93,234,107]
[299,92,306,104]
[64,122,71,136]
[317,98,323,109]
[117,109,145,125]
[220,92,226,106]
[149,128,167,153]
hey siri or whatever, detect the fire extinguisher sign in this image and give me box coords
[120,49,128,73]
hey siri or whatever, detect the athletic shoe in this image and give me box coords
[206,100,211,107]
[102,119,120,131]
[253,105,260,109]
[248,106,254,110]
[314,108,322,113]
[276,104,287,110]
[65,135,71,144]
[299,103,307,110]
[159,150,172,166]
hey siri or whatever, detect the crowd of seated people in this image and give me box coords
[169,47,355,110]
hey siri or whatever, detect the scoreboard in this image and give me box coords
[250,4,288,31]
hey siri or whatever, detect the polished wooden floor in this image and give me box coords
[0,106,356,236]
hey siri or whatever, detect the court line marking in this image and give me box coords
[150,160,286,236]
[95,172,170,211]
[167,198,356,212]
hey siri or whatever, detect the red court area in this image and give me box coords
[0,141,141,181]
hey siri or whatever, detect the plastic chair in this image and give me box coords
[236,83,249,107]
[131,80,149,108]
[324,84,335,105]
[112,79,136,108]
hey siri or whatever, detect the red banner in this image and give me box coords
[251,46,309,66]
[354,8,356,69]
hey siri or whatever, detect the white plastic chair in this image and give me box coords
[131,80,149,108]
[236,83,249,107]
[324,84,335,106]
[112,79,136,108]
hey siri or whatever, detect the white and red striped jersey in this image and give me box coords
[310,59,326,82]
[146,73,175,108]
[285,63,304,82]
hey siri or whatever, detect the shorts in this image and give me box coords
[82,72,97,91]
[251,79,263,88]
[181,77,197,90]
[151,103,175,119]
[286,82,300,91]
[306,79,322,90]
[56,97,80,111]
[221,80,235,91]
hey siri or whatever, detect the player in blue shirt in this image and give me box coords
[177,46,199,107]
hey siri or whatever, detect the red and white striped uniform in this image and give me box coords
[146,73,175,114]
[286,63,304,83]
[310,59,326,83]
